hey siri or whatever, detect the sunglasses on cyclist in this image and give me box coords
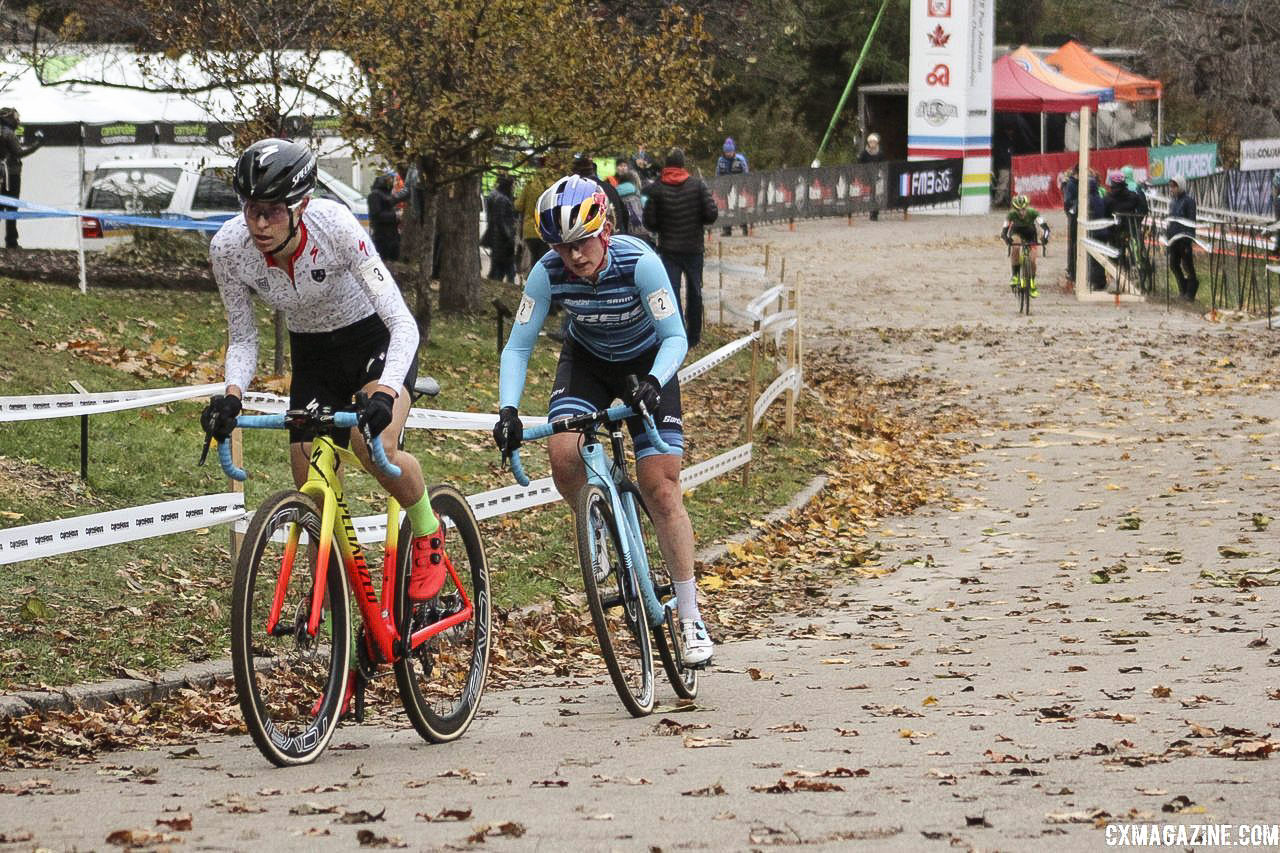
[242,201,295,225]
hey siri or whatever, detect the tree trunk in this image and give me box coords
[398,173,437,348]
[436,174,484,313]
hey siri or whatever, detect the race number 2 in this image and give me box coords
[647,289,676,320]
[515,294,536,324]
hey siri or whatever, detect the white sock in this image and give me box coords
[674,578,701,623]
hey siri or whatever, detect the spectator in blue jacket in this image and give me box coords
[1166,175,1199,301]
[715,137,749,237]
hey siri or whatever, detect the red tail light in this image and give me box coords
[81,217,103,239]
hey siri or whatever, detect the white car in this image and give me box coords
[80,156,369,247]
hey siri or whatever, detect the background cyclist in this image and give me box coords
[491,174,715,667]
[1001,194,1051,297]
[201,138,448,603]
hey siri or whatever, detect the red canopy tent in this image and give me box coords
[994,54,1099,113]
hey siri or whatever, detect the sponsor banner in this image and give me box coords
[887,158,963,208]
[83,121,158,146]
[908,0,992,213]
[1011,147,1148,210]
[706,163,883,227]
[1147,143,1217,186]
[1241,138,1280,172]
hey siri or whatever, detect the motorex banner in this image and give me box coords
[907,0,994,214]
[1146,143,1218,186]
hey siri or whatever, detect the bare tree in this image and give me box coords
[1121,0,1280,139]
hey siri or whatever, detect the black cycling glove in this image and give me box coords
[360,391,397,438]
[200,394,242,441]
[628,375,662,416]
[493,406,523,454]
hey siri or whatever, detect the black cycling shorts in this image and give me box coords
[1007,225,1038,244]
[547,340,684,459]
[288,313,419,446]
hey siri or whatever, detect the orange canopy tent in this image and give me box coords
[1009,46,1113,103]
[1046,41,1161,102]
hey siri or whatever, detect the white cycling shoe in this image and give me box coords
[681,619,715,667]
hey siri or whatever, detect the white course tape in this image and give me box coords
[681,443,752,491]
[745,285,786,321]
[679,333,759,384]
[753,367,802,427]
[706,260,767,278]
[0,383,223,422]
[0,492,246,565]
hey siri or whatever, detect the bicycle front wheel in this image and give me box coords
[577,484,655,717]
[620,483,697,701]
[394,484,491,743]
[231,490,350,767]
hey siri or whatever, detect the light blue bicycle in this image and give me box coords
[507,394,698,716]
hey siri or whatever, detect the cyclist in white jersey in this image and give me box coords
[203,138,448,603]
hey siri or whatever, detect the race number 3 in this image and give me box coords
[647,289,676,320]
[358,258,394,294]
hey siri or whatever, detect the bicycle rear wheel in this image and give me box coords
[576,484,655,716]
[620,483,697,700]
[231,490,350,767]
[394,484,491,743]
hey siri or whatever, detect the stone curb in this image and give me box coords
[0,473,829,721]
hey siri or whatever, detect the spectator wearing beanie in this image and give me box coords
[643,147,719,347]
[715,137,749,236]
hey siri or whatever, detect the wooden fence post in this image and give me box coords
[764,243,771,276]
[742,318,761,488]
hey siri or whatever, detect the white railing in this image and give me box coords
[0,271,803,563]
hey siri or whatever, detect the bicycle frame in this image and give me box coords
[227,415,475,667]
[579,424,670,630]
[509,403,673,629]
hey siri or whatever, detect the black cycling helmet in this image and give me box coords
[233,138,316,206]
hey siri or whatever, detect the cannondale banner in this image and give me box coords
[907,0,994,214]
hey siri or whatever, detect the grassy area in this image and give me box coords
[0,276,821,690]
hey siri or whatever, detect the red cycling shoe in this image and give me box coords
[409,528,448,601]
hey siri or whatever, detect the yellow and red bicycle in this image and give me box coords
[205,385,490,766]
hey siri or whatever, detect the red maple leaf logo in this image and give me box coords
[928,25,950,48]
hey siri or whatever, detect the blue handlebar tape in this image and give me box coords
[215,411,402,480]
[505,404,671,487]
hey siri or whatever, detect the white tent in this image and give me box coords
[1,47,362,249]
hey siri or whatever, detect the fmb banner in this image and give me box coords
[907,0,994,214]
[887,159,963,208]
[1240,138,1280,172]
[1146,143,1218,186]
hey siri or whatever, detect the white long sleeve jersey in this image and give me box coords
[209,198,418,393]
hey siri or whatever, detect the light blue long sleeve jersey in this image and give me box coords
[499,234,688,410]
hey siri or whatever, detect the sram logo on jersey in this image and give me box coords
[898,168,954,197]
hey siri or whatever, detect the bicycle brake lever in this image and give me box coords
[198,435,213,467]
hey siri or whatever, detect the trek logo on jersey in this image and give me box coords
[311,268,327,282]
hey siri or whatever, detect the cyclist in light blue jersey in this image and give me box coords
[493,175,714,666]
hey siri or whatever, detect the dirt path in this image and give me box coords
[2,213,1278,851]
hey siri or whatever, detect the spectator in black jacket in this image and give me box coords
[1166,174,1199,301]
[1104,173,1147,264]
[1086,173,1108,291]
[857,133,886,221]
[482,174,518,282]
[643,147,719,347]
[0,107,42,249]
[1060,166,1079,280]
[368,169,409,261]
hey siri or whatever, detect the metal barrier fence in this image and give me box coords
[1186,169,1280,218]
[0,275,806,565]
[704,159,963,229]
[1143,196,1278,324]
